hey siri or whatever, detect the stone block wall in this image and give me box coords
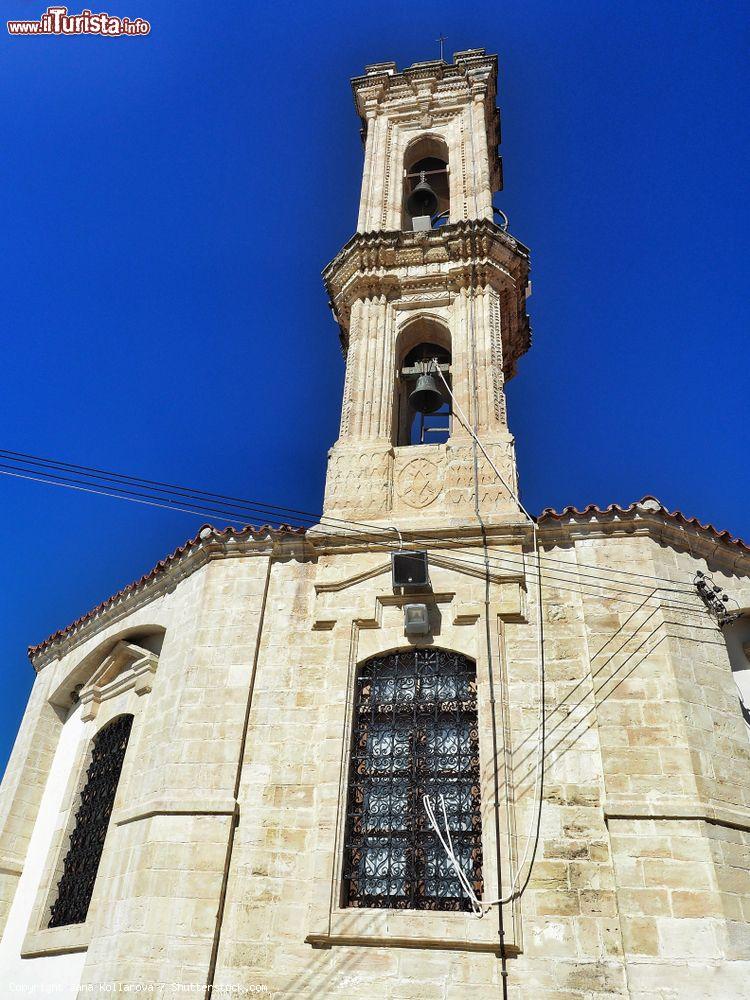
[0,667,61,937]
[79,555,272,994]
[0,525,748,998]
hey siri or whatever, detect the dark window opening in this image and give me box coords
[343,648,483,911]
[403,137,450,230]
[396,342,452,446]
[48,713,133,927]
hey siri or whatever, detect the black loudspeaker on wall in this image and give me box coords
[391,551,430,588]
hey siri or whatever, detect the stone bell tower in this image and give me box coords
[323,49,531,528]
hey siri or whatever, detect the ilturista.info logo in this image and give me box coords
[7,6,150,36]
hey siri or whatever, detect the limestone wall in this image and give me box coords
[208,529,750,999]
[0,665,60,937]
[0,525,748,999]
[78,555,272,991]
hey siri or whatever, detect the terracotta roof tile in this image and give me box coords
[538,494,750,555]
[28,496,748,666]
[28,522,305,663]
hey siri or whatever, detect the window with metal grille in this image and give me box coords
[343,649,482,911]
[48,713,133,928]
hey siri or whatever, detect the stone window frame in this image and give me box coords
[305,601,521,954]
[342,647,484,911]
[722,611,750,734]
[20,641,158,958]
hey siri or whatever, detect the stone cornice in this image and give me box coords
[539,497,750,574]
[351,49,502,190]
[29,499,748,672]
[306,517,534,562]
[323,219,531,377]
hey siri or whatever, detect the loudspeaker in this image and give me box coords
[392,550,430,588]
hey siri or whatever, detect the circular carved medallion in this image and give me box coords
[397,457,442,508]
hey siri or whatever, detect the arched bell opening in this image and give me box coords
[402,135,450,232]
[393,318,452,447]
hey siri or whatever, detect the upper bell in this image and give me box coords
[406,177,439,219]
[409,373,444,414]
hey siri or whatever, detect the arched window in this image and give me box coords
[48,713,133,927]
[403,135,450,231]
[343,649,482,911]
[393,318,452,447]
[723,614,750,735]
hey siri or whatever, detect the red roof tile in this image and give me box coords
[28,523,305,663]
[538,494,750,555]
[28,496,749,666]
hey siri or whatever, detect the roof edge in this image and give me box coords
[538,494,750,558]
[27,495,749,670]
[28,523,306,669]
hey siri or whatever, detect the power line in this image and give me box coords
[0,451,700,608]
[0,449,303,521]
[5,445,716,920]
[0,464,262,523]
[0,470,706,620]
[0,462,705,616]
[0,446,704,594]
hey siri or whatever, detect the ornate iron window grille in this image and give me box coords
[343,648,483,911]
[48,713,133,928]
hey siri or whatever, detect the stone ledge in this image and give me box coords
[604,799,750,832]
[114,796,237,826]
[0,855,24,877]
[306,907,512,955]
[21,920,90,959]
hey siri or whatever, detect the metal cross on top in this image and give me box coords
[436,34,447,61]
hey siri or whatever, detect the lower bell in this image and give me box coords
[409,373,444,414]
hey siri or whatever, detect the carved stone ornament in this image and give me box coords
[397,456,442,508]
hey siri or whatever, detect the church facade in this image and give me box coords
[1,49,749,999]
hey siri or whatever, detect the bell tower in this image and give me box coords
[323,49,531,528]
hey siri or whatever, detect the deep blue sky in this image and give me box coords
[1,1,747,774]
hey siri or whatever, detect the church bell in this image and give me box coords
[409,373,444,414]
[406,175,439,219]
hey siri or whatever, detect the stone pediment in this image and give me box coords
[77,640,158,721]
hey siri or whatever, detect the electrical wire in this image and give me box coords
[508,593,661,769]
[0,446,701,595]
[1,437,715,915]
[426,599,697,912]
[510,603,665,794]
[430,355,546,908]
[422,364,714,911]
[0,464,706,617]
[0,455,701,612]
[0,466,227,519]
